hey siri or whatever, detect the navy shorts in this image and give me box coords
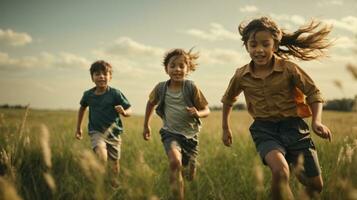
[249,117,321,177]
[160,128,198,167]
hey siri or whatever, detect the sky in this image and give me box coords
[0,0,356,114]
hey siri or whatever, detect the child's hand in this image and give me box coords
[222,128,233,147]
[75,130,83,140]
[115,105,126,115]
[186,107,199,118]
[312,121,332,142]
[143,126,151,141]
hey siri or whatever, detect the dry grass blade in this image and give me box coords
[0,177,23,200]
[18,104,30,140]
[40,124,52,168]
[43,172,56,193]
[346,64,357,80]
[253,159,264,200]
[78,150,105,182]
[333,79,343,90]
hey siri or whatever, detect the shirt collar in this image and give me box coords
[242,56,284,76]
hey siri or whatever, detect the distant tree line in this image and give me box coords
[323,97,356,112]
[210,97,357,112]
[1,97,356,112]
[210,103,246,111]
[0,104,28,109]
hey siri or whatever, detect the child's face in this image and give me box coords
[246,30,277,68]
[91,70,111,89]
[166,55,189,82]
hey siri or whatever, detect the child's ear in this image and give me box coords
[274,42,279,52]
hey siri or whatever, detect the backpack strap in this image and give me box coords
[183,80,202,125]
[155,80,169,119]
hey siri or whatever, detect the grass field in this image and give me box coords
[0,108,356,199]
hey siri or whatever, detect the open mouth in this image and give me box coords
[254,55,266,60]
[172,74,183,78]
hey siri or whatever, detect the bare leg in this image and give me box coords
[265,150,293,200]
[187,161,196,181]
[295,171,323,199]
[167,148,184,200]
[94,145,108,163]
[109,159,120,188]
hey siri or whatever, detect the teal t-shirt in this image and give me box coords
[80,86,131,136]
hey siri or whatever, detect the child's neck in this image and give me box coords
[168,79,183,92]
[94,86,108,95]
[253,60,274,79]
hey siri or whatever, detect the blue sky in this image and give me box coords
[1,0,356,114]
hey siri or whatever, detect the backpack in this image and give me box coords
[155,79,202,125]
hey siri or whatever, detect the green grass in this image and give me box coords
[0,108,357,199]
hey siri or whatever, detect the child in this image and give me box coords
[221,17,332,199]
[75,60,132,187]
[142,48,210,200]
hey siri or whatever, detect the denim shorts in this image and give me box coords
[89,131,121,161]
[249,117,321,177]
[160,128,198,167]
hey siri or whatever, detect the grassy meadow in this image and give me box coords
[0,108,357,200]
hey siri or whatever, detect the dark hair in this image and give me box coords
[90,60,113,76]
[163,48,199,72]
[238,16,332,60]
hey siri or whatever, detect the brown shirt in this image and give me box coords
[221,56,323,121]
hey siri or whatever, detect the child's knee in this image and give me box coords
[169,157,182,171]
[308,176,323,193]
[94,145,107,161]
[271,165,290,180]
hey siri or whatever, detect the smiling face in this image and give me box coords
[165,55,189,83]
[246,30,277,68]
[91,70,111,90]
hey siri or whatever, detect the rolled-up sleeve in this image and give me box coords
[192,84,209,110]
[290,64,324,104]
[148,84,159,105]
[221,70,243,106]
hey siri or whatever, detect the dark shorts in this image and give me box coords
[249,117,321,177]
[160,128,198,167]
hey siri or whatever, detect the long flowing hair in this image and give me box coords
[238,16,332,60]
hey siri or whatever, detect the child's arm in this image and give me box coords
[143,101,156,141]
[115,105,132,117]
[310,102,332,142]
[222,103,233,147]
[75,106,87,140]
[186,106,210,118]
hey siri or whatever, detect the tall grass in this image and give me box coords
[0,108,356,199]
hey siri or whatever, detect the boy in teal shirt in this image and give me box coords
[75,60,131,187]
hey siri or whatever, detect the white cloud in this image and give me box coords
[184,23,239,41]
[0,51,90,70]
[268,14,357,34]
[104,37,164,57]
[56,52,90,69]
[0,29,32,46]
[332,36,357,49]
[317,0,343,6]
[92,37,166,78]
[239,5,258,13]
[199,48,247,66]
[269,14,306,26]
[324,16,357,33]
